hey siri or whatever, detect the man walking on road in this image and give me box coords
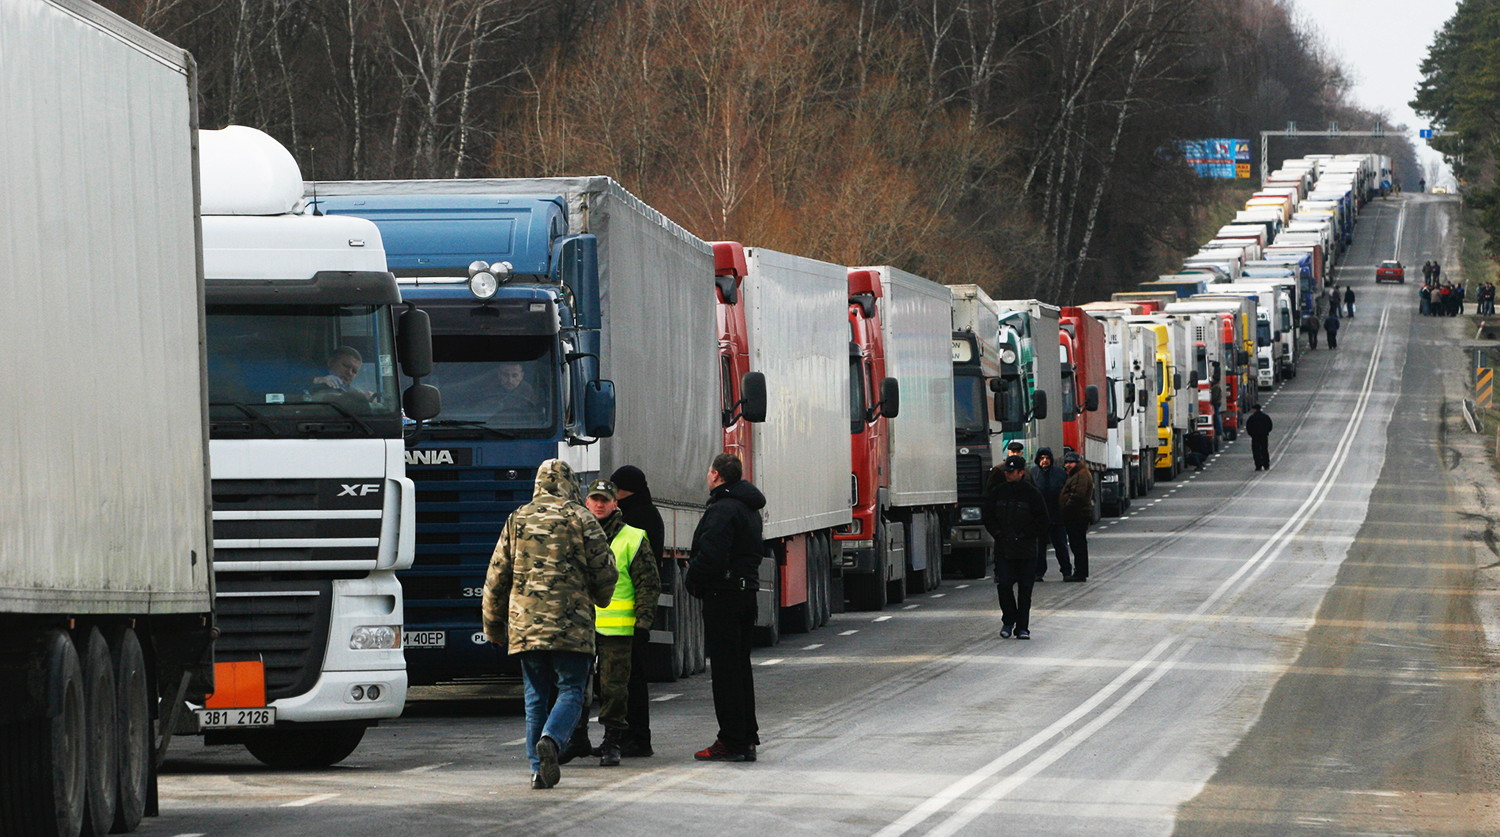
[610,465,665,757]
[1324,312,1341,349]
[1302,314,1319,349]
[571,479,660,767]
[686,453,766,762]
[1028,448,1071,581]
[983,455,1049,640]
[483,459,616,789]
[1344,286,1356,318]
[1059,451,1094,582]
[1246,404,1274,471]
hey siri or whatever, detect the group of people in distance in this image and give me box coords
[1301,287,1351,349]
[1418,262,1468,317]
[482,453,764,789]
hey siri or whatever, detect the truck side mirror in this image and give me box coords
[1031,390,1048,421]
[739,371,767,423]
[1188,371,1200,388]
[879,377,900,419]
[1084,385,1099,412]
[403,382,442,422]
[397,307,433,379]
[1238,349,1251,366]
[1212,361,1221,384]
[1125,383,1136,404]
[583,380,616,438]
[1174,372,1183,390]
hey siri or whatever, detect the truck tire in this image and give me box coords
[753,562,780,647]
[818,535,834,627]
[926,513,943,591]
[2,630,87,837]
[243,727,365,769]
[845,571,886,612]
[646,563,684,682]
[75,627,117,837]
[106,628,148,834]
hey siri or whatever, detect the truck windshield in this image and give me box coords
[415,335,556,437]
[206,304,401,438]
[1256,322,1272,347]
[952,374,988,438]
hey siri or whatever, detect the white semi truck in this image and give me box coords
[2,2,213,833]
[195,127,439,767]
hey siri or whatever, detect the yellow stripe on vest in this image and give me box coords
[596,524,646,636]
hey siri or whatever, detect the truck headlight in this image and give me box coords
[350,626,400,650]
[960,506,982,522]
[1103,473,1119,483]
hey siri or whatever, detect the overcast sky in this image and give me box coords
[1292,0,1458,180]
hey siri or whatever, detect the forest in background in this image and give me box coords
[1415,0,1500,263]
[104,0,1417,301]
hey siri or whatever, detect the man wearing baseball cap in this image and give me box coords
[574,478,660,766]
[982,455,1049,639]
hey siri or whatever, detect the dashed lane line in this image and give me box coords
[802,644,824,650]
[839,630,859,636]
[874,616,894,622]
[281,793,339,808]
[650,693,681,702]
[759,659,783,667]
[402,762,453,774]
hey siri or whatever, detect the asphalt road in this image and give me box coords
[149,193,1500,836]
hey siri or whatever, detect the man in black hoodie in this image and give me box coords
[610,465,665,757]
[984,455,1049,639]
[686,453,766,762]
[1028,447,1072,581]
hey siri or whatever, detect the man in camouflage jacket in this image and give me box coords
[482,459,616,788]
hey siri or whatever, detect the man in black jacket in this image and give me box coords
[1246,404,1273,471]
[984,455,1049,640]
[686,453,766,762]
[610,465,665,757]
[1028,447,1072,581]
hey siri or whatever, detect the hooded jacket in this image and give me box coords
[1058,464,1095,522]
[1245,410,1273,439]
[686,478,767,596]
[616,482,667,583]
[981,473,1048,557]
[1028,447,1067,518]
[482,459,617,655]
[597,508,662,630]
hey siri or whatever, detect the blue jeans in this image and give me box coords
[519,650,593,773]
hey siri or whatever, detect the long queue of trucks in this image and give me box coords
[4,3,1399,833]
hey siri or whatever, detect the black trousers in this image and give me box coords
[1326,329,1338,348]
[1064,519,1089,579]
[995,543,1037,630]
[1034,521,1071,577]
[623,628,652,745]
[701,589,758,752]
[1251,436,1270,469]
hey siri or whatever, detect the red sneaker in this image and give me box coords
[694,740,748,762]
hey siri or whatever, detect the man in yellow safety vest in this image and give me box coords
[580,479,661,766]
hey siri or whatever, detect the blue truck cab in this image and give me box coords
[311,191,614,683]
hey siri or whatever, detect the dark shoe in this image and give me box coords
[619,740,655,758]
[536,735,561,787]
[558,730,593,766]
[531,773,548,790]
[744,745,757,762]
[599,744,621,767]
[1063,575,1086,582]
[695,740,748,762]
[1015,630,1030,640]
[1000,623,1014,639]
[1034,575,1046,582]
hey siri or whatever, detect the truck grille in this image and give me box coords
[406,465,534,625]
[213,579,333,701]
[211,478,383,566]
[956,453,986,502]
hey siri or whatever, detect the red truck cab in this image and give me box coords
[712,242,754,472]
[1216,313,1243,438]
[1058,308,1106,517]
[838,268,902,610]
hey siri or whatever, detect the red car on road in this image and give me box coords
[1375,260,1405,283]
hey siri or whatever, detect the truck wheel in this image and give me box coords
[814,536,832,628]
[244,727,365,770]
[2,630,87,837]
[106,628,149,834]
[753,561,780,647]
[927,517,943,591]
[845,572,886,612]
[75,627,117,837]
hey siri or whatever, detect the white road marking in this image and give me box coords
[956,584,971,589]
[802,644,824,650]
[402,762,453,774]
[839,630,859,635]
[651,693,681,702]
[930,593,946,598]
[281,793,339,808]
[878,306,1396,837]
[904,605,921,610]
[171,833,208,837]
[874,616,893,622]
[759,658,783,666]
[502,738,527,746]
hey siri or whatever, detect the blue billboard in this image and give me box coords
[1182,138,1251,179]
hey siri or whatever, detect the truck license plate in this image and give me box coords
[403,630,446,648]
[196,707,275,730]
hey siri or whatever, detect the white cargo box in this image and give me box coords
[744,249,853,539]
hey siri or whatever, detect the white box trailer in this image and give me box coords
[866,267,958,508]
[1,1,213,832]
[744,249,853,539]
